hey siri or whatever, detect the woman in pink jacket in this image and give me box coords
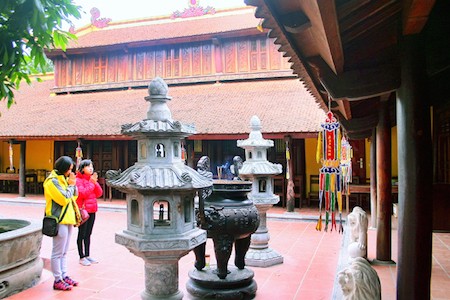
[76,159,103,266]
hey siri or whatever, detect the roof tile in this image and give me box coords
[68,8,259,50]
[0,78,325,139]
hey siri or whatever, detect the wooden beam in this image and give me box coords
[337,0,371,19]
[334,99,352,120]
[339,0,400,44]
[343,128,373,140]
[402,0,436,35]
[320,64,400,100]
[339,112,379,133]
[317,0,344,74]
[279,11,311,33]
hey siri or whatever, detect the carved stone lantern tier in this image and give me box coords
[107,77,213,300]
[107,163,212,192]
[237,115,283,268]
[239,161,282,176]
[121,119,195,139]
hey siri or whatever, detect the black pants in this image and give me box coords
[77,212,96,259]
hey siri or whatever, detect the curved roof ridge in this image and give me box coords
[72,7,257,41]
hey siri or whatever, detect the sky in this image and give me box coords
[69,0,247,29]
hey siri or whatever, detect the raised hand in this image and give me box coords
[68,172,77,186]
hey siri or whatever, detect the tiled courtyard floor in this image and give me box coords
[0,194,449,299]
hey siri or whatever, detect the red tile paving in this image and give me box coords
[1,193,449,299]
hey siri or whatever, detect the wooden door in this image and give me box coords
[350,139,366,183]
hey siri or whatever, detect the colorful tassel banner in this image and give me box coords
[316,111,343,233]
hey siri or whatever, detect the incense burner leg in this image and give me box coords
[193,242,206,270]
[235,236,251,269]
[213,234,233,279]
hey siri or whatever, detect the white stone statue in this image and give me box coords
[337,257,381,300]
[347,206,368,259]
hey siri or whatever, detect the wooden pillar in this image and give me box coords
[396,34,432,300]
[19,141,26,197]
[298,139,306,204]
[370,128,377,228]
[375,99,392,262]
[187,140,194,168]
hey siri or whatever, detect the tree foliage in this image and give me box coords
[0,0,81,108]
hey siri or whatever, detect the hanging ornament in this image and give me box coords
[256,19,264,32]
[340,136,353,196]
[75,142,83,171]
[8,141,14,171]
[315,111,343,233]
[285,140,291,180]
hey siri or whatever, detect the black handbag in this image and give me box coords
[42,204,68,237]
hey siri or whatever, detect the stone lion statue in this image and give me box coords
[196,156,213,179]
[338,257,381,300]
[347,206,368,259]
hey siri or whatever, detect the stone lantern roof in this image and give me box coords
[121,77,196,139]
[106,164,213,190]
[106,77,212,191]
[238,115,282,177]
[237,115,274,148]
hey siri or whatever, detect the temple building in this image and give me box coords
[0,3,377,208]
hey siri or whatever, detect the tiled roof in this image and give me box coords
[0,78,325,139]
[66,8,260,50]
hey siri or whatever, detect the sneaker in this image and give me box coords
[86,257,98,264]
[79,257,91,266]
[64,276,78,287]
[53,279,72,291]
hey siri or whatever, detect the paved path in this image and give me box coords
[1,194,449,299]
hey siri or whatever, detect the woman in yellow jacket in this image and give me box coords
[44,156,81,291]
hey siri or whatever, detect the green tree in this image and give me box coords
[0,0,81,108]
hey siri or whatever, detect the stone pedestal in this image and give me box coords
[245,201,283,267]
[116,229,206,300]
[108,78,213,300]
[237,115,283,268]
[186,266,257,300]
[142,261,182,300]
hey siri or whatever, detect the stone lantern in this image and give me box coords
[106,77,212,300]
[237,115,284,267]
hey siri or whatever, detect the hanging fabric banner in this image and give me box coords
[8,141,14,171]
[285,139,295,211]
[340,136,353,196]
[315,111,343,233]
[285,140,291,180]
[75,142,83,171]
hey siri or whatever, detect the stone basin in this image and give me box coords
[0,218,43,298]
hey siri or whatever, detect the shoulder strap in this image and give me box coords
[58,203,69,223]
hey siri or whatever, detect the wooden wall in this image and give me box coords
[54,37,291,88]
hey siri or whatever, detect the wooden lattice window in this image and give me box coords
[93,55,107,83]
